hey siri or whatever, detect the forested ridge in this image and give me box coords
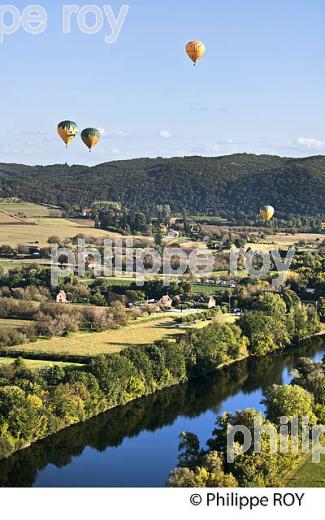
[0,153,325,217]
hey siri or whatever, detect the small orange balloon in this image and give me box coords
[186,40,206,65]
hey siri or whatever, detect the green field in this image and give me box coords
[0,258,52,270]
[285,453,325,487]
[191,283,234,295]
[0,357,83,369]
[85,276,136,288]
[0,318,35,329]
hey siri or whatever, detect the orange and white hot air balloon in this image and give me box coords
[186,40,206,65]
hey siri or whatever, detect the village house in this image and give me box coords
[158,295,173,308]
[56,290,68,303]
[198,296,217,309]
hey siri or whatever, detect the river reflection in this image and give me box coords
[0,336,324,487]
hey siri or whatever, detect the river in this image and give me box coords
[0,336,324,487]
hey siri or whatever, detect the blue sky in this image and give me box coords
[0,0,325,165]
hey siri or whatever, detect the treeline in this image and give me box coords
[92,201,151,234]
[0,322,247,459]
[1,154,325,218]
[176,310,218,324]
[168,355,325,487]
[0,291,321,460]
[0,266,191,307]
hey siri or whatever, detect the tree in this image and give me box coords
[207,408,299,487]
[184,322,249,376]
[47,236,60,244]
[122,346,155,393]
[42,365,65,386]
[110,301,127,326]
[177,432,201,468]
[0,385,47,446]
[318,297,325,322]
[168,467,208,487]
[168,444,238,487]
[36,311,80,337]
[0,421,15,459]
[90,355,137,406]
[156,341,187,386]
[239,311,290,356]
[50,383,86,426]
[252,292,287,316]
[289,305,320,343]
[262,384,317,425]
[291,358,325,405]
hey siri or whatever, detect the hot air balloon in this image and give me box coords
[81,128,101,152]
[260,205,275,222]
[186,40,206,65]
[57,121,78,147]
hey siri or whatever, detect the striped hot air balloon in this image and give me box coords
[186,40,206,65]
[81,128,101,152]
[57,121,78,147]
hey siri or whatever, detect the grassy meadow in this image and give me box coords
[0,357,84,369]
[285,453,325,487]
[0,318,35,329]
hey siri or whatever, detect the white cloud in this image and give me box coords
[111,148,120,155]
[158,130,172,139]
[297,137,325,150]
[105,129,130,138]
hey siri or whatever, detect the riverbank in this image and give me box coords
[0,333,322,463]
[0,297,322,462]
[0,335,323,487]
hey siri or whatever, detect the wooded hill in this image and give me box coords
[0,154,324,217]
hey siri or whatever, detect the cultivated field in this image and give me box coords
[0,318,35,329]
[0,200,60,218]
[7,312,236,358]
[0,217,116,247]
[8,314,185,357]
[246,232,325,252]
[0,212,26,225]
